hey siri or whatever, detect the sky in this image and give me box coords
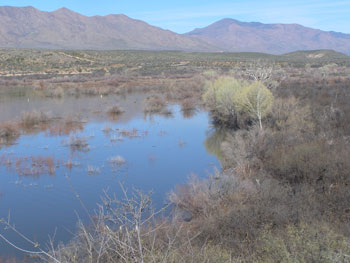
[1,0,350,34]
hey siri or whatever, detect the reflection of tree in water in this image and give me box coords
[181,108,197,119]
[204,127,228,162]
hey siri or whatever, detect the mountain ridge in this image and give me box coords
[0,6,217,51]
[0,6,349,54]
[186,18,350,54]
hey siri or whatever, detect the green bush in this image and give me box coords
[203,76,273,128]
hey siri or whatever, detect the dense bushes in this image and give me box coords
[203,76,273,129]
[170,73,350,261]
[255,222,350,263]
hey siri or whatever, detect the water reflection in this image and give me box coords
[0,95,220,259]
[204,127,228,162]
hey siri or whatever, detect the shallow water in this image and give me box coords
[0,94,220,259]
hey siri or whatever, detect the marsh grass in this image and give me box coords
[87,165,101,175]
[64,159,81,170]
[0,155,58,177]
[108,155,126,166]
[117,128,148,139]
[48,117,84,136]
[66,135,89,152]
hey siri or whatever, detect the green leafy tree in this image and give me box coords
[203,77,248,126]
[239,81,273,130]
[203,77,273,129]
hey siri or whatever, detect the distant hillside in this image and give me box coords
[0,6,215,51]
[0,6,350,55]
[283,50,349,60]
[186,19,350,55]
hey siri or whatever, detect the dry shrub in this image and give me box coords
[0,122,19,145]
[169,172,306,250]
[220,125,263,171]
[34,82,64,98]
[49,86,64,98]
[107,105,125,119]
[181,98,197,111]
[44,86,64,98]
[143,96,169,114]
[180,98,197,118]
[81,86,99,96]
[194,93,350,253]
[43,187,241,263]
[255,222,350,263]
[169,174,218,218]
[20,110,51,129]
[166,75,204,101]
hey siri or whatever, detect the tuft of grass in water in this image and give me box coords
[87,165,100,175]
[108,155,126,166]
[66,135,89,152]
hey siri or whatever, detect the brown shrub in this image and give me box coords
[20,110,51,129]
[48,117,84,136]
[107,105,124,117]
[0,122,20,145]
[143,95,169,114]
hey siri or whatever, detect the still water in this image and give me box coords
[0,93,220,259]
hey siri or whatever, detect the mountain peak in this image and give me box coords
[53,7,70,12]
[186,18,350,54]
[216,18,239,24]
[52,7,80,16]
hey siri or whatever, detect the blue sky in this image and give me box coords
[1,0,350,33]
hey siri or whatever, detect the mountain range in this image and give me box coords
[0,6,349,55]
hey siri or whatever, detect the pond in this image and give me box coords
[0,93,220,260]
